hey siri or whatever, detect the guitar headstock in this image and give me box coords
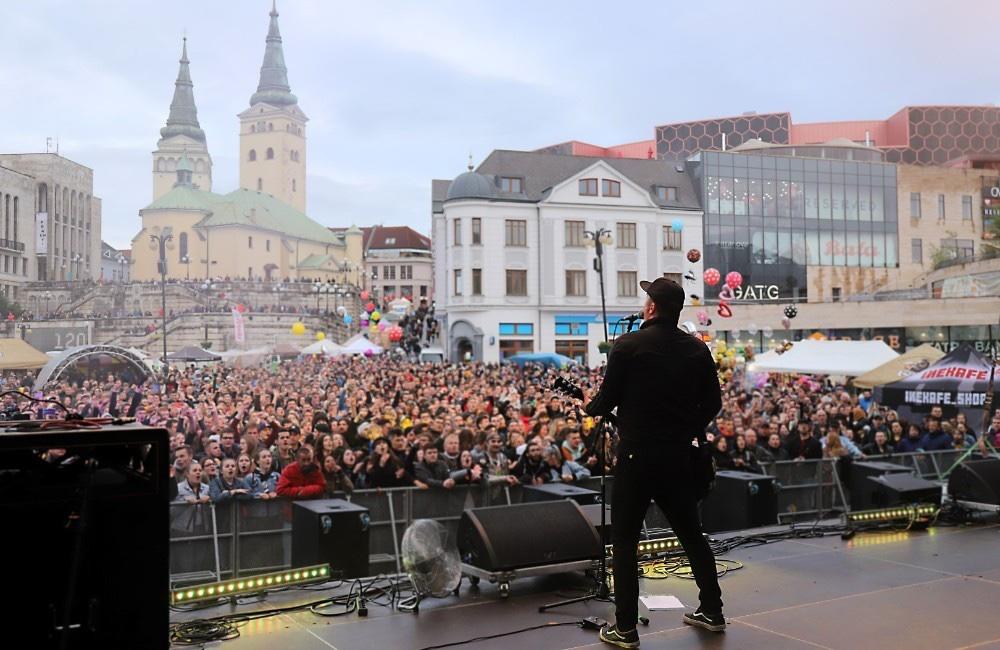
[552,375,585,401]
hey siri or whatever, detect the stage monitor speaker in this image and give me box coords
[0,425,169,650]
[580,503,613,545]
[866,473,942,508]
[947,458,1000,506]
[458,501,602,571]
[848,461,914,511]
[522,482,598,505]
[699,470,777,533]
[292,499,370,578]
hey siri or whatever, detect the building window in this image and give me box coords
[401,265,413,280]
[617,222,637,249]
[498,323,534,335]
[499,339,534,359]
[555,340,588,365]
[602,179,621,197]
[565,220,585,247]
[832,287,842,302]
[566,270,586,296]
[372,266,379,279]
[248,266,253,278]
[453,218,461,245]
[292,179,297,191]
[257,178,263,191]
[911,238,922,264]
[962,195,973,220]
[617,271,637,297]
[656,186,678,202]
[663,225,682,250]
[266,239,271,252]
[505,219,527,247]
[579,178,598,196]
[938,194,946,220]
[500,177,522,193]
[472,268,482,295]
[910,192,921,218]
[505,269,527,296]
[401,285,413,297]
[453,269,462,295]
[554,322,588,336]
[178,232,188,261]
[941,238,975,260]
[386,265,396,280]
[248,236,253,249]
[385,237,396,245]
[266,147,274,159]
[248,149,257,162]
[662,272,682,286]
[471,218,482,245]
[420,285,427,297]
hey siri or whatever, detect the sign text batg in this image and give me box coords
[733,284,780,300]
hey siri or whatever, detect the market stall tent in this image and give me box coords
[853,344,945,389]
[0,338,50,370]
[746,340,898,377]
[874,343,998,417]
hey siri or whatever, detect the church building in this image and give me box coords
[131,2,362,282]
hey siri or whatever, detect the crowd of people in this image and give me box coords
[12,350,1000,510]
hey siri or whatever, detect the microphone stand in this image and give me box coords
[539,316,638,614]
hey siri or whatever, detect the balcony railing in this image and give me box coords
[0,239,25,252]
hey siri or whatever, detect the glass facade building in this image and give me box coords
[690,151,899,300]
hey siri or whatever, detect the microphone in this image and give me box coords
[622,312,643,323]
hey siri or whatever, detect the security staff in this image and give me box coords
[584,277,724,648]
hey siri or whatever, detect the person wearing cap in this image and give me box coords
[583,277,725,647]
[786,419,822,460]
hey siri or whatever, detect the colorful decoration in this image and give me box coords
[781,316,791,330]
[236,304,246,313]
[315,331,326,341]
[761,325,773,339]
[389,325,404,342]
[291,322,306,336]
[377,321,388,331]
[671,218,684,232]
[365,302,376,313]
[686,249,701,263]
[336,305,346,316]
[344,314,353,325]
[784,304,798,319]
[718,286,735,302]
[725,271,743,290]
[690,294,702,306]
[371,310,381,322]
[697,310,711,326]
[746,323,758,336]
[717,302,733,318]
[360,290,370,301]
[364,348,374,358]
[704,268,721,286]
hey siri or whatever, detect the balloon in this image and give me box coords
[291,322,306,335]
[781,316,791,330]
[360,318,369,327]
[762,326,773,339]
[236,304,246,313]
[371,310,381,322]
[697,310,710,326]
[363,349,374,358]
[378,321,388,331]
[718,286,735,302]
[366,302,376,313]
[671,218,684,232]
[389,325,404,342]
[686,249,701,263]
[784,304,798,319]
[336,305,346,316]
[725,271,743,289]
[360,290,369,301]
[344,314,353,325]
[315,331,326,341]
[717,302,732,318]
[747,323,758,336]
[704,268,721,286]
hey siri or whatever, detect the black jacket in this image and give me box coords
[585,317,722,447]
[786,434,822,460]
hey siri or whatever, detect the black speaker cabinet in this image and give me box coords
[848,461,914,511]
[700,470,777,533]
[458,501,602,571]
[292,499,370,578]
[0,425,169,650]
[522,482,599,505]
[580,503,613,545]
[866,473,942,507]
[948,458,1000,506]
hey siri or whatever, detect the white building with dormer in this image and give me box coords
[432,150,704,365]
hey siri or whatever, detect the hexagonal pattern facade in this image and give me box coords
[656,113,791,159]
[882,106,1000,165]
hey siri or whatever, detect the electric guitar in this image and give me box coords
[551,376,617,427]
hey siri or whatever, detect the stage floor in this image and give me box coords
[171,520,1000,650]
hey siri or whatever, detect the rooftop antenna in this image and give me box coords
[467,152,474,171]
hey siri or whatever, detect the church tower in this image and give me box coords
[239,1,308,212]
[152,38,212,200]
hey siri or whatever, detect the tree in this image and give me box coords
[981,218,1000,260]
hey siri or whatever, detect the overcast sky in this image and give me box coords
[2,0,999,248]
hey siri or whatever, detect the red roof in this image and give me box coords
[329,225,431,251]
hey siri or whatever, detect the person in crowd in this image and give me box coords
[176,461,210,503]
[762,432,788,462]
[822,430,849,459]
[210,457,253,503]
[511,442,549,485]
[452,450,484,486]
[271,429,295,471]
[544,445,591,482]
[172,444,193,483]
[248,448,280,499]
[219,431,238,459]
[414,445,455,489]
[481,433,520,486]
[921,417,952,451]
[365,438,412,488]
[276,445,326,499]
[236,453,255,480]
[321,452,354,495]
[729,434,760,473]
[202,457,219,482]
[863,430,894,456]
[711,435,734,470]
[786,419,822,460]
[896,423,926,453]
[441,433,462,471]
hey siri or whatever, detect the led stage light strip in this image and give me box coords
[605,534,694,558]
[845,504,938,524]
[171,564,330,605]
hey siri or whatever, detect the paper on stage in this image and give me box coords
[639,595,685,610]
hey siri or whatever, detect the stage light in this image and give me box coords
[171,564,330,605]
[609,534,703,558]
[845,504,939,526]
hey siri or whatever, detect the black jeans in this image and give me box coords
[611,444,723,630]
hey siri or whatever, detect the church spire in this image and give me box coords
[249,1,298,107]
[160,37,206,142]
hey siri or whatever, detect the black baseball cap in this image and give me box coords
[639,277,685,312]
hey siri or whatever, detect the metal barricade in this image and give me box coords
[760,458,848,522]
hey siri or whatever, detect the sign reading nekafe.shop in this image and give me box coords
[904,364,994,406]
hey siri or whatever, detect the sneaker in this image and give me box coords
[683,609,726,632]
[599,623,640,648]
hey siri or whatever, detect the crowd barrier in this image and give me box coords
[168,449,976,584]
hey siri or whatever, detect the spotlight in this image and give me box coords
[845,504,938,528]
[171,564,330,605]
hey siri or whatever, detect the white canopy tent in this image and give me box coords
[300,339,343,356]
[339,334,383,356]
[746,340,899,377]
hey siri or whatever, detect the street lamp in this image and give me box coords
[70,253,82,281]
[148,226,175,375]
[44,291,51,316]
[584,228,614,343]
[181,254,191,280]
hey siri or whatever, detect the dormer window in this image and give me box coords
[385,237,396,245]
[579,178,598,196]
[656,186,678,201]
[602,179,621,197]
[500,177,522,193]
